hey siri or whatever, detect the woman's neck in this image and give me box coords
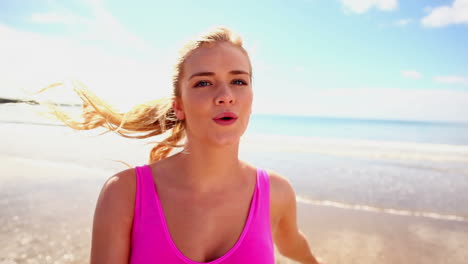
[171,140,246,193]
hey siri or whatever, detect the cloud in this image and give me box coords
[0,23,171,111]
[395,18,412,26]
[1,0,167,110]
[294,66,305,72]
[422,0,468,27]
[31,12,92,25]
[434,75,468,85]
[340,0,398,14]
[29,1,155,55]
[402,70,422,79]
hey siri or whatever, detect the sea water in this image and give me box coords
[246,114,468,146]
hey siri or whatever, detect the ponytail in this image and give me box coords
[34,80,185,167]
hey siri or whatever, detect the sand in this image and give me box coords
[1,155,467,264]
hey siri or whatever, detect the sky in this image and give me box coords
[1,0,468,123]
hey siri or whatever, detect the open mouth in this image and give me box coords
[213,112,238,126]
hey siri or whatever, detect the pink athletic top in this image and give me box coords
[130,164,275,264]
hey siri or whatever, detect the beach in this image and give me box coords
[1,104,468,264]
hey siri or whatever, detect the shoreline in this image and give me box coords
[3,154,468,223]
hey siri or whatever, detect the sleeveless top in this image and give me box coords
[130,164,275,264]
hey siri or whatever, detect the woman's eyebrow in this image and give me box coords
[230,70,250,76]
[188,70,250,80]
[189,72,215,80]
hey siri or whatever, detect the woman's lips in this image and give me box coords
[213,112,238,126]
[213,117,238,126]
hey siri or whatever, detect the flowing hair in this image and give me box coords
[32,26,251,168]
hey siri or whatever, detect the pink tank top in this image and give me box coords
[130,164,275,264]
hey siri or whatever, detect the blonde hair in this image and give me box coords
[34,26,251,168]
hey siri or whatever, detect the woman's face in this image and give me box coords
[174,42,253,147]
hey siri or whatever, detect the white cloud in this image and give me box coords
[31,12,92,25]
[0,24,171,111]
[29,1,155,55]
[434,75,468,85]
[0,0,171,111]
[395,18,412,26]
[422,0,468,27]
[340,0,398,14]
[402,70,422,79]
[294,66,305,72]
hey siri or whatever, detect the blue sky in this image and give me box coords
[1,0,468,122]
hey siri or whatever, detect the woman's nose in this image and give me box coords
[215,84,235,105]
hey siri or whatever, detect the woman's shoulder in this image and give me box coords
[102,167,137,197]
[264,169,297,212]
[91,167,138,262]
[94,167,137,219]
[262,168,299,236]
[239,161,295,199]
[240,161,295,199]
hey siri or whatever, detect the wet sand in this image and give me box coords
[1,155,468,264]
[295,203,468,264]
[0,156,103,264]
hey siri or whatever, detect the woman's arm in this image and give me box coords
[269,171,323,264]
[90,169,136,264]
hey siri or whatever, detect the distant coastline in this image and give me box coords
[0,97,81,107]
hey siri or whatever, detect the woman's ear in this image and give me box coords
[172,98,185,120]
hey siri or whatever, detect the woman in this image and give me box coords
[41,26,323,264]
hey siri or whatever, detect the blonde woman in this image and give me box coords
[42,26,323,264]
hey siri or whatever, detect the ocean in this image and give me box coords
[246,114,468,146]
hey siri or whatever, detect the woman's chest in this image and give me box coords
[156,184,278,262]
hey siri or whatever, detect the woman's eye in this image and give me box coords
[232,79,248,85]
[194,81,211,87]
